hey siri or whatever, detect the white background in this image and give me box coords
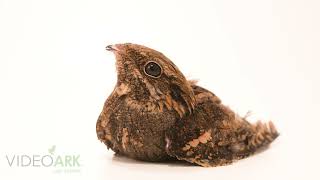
[1,0,320,179]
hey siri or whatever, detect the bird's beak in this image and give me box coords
[106,44,124,52]
[106,45,117,51]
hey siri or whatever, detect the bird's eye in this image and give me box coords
[144,61,162,78]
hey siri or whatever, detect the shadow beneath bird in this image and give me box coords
[111,153,195,167]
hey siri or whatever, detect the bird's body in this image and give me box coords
[96,83,177,161]
[96,43,278,167]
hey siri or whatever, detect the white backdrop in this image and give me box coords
[1,0,319,179]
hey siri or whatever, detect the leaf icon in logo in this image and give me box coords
[48,145,56,155]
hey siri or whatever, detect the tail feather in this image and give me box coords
[248,121,279,152]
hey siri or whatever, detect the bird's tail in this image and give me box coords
[230,112,279,158]
[248,120,279,151]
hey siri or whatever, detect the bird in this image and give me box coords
[96,43,279,167]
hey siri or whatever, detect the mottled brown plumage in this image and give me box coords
[96,43,279,167]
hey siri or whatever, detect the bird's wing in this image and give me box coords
[165,85,279,167]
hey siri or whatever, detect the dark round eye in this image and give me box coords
[144,61,162,78]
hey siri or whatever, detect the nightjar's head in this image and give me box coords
[106,43,195,117]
